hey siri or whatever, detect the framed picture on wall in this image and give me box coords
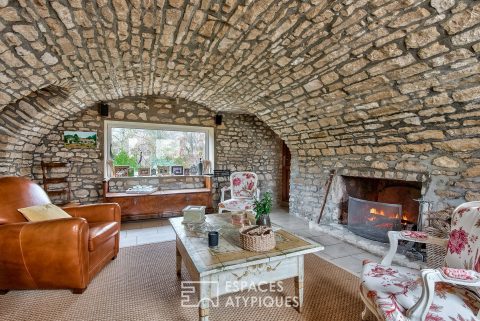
[114,165,129,177]
[157,166,169,176]
[171,166,184,175]
[64,131,97,148]
[138,167,151,176]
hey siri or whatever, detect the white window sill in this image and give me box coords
[106,175,211,180]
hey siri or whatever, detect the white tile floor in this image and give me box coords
[120,208,382,277]
[120,219,177,248]
[269,209,381,276]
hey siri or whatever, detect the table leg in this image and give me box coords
[199,303,209,321]
[199,280,210,321]
[294,256,304,312]
[176,241,182,278]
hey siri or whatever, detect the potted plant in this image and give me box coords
[253,192,273,227]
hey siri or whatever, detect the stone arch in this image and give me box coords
[0,84,296,177]
[1,0,480,217]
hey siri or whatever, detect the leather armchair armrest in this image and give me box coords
[64,203,121,223]
[0,218,89,290]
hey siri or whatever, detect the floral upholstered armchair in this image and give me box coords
[360,201,480,321]
[218,172,259,214]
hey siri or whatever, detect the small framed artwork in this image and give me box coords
[171,166,184,175]
[157,166,169,176]
[64,131,97,148]
[190,165,198,175]
[114,165,129,177]
[184,168,190,176]
[138,167,151,176]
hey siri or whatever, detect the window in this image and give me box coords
[104,121,214,177]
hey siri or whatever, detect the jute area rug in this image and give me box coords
[0,241,374,321]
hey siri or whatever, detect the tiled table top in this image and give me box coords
[169,213,323,276]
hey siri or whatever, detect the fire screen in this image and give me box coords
[347,196,402,243]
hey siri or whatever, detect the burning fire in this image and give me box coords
[370,208,384,215]
[368,207,412,223]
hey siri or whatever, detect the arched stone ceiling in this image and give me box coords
[1,0,480,170]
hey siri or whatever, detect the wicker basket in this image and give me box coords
[423,207,453,268]
[239,226,276,252]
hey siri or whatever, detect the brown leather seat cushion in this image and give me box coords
[88,222,119,251]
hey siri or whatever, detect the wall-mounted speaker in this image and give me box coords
[99,102,109,117]
[215,114,223,125]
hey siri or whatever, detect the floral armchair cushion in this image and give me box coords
[230,172,258,199]
[440,267,480,281]
[444,202,480,297]
[218,199,253,212]
[445,202,480,272]
[400,230,429,240]
[361,262,480,321]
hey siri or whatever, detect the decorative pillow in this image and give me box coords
[18,203,72,222]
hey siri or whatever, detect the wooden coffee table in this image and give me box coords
[170,213,323,321]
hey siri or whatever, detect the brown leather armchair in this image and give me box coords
[0,176,120,294]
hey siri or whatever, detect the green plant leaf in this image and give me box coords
[113,149,139,170]
[254,191,273,220]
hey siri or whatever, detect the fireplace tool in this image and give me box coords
[413,197,433,232]
[399,197,433,262]
[316,169,336,224]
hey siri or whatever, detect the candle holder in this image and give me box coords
[208,231,219,248]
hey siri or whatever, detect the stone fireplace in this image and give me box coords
[320,175,423,243]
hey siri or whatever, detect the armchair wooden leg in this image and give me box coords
[361,306,367,320]
[361,306,372,320]
[0,290,9,295]
[72,288,87,294]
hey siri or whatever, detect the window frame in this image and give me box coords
[104,120,215,178]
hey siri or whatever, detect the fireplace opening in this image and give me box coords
[339,176,422,243]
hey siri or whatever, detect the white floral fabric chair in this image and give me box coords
[218,172,259,214]
[360,202,480,321]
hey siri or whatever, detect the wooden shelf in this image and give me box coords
[44,177,69,184]
[105,188,211,198]
[41,161,72,205]
[108,175,211,179]
[46,189,69,196]
[42,162,69,168]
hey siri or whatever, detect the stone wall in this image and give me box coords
[215,114,283,204]
[290,148,479,222]
[32,96,283,206]
[1,1,480,222]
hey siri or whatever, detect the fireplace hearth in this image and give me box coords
[339,176,422,243]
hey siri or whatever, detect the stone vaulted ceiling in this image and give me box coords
[1,0,480,173]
